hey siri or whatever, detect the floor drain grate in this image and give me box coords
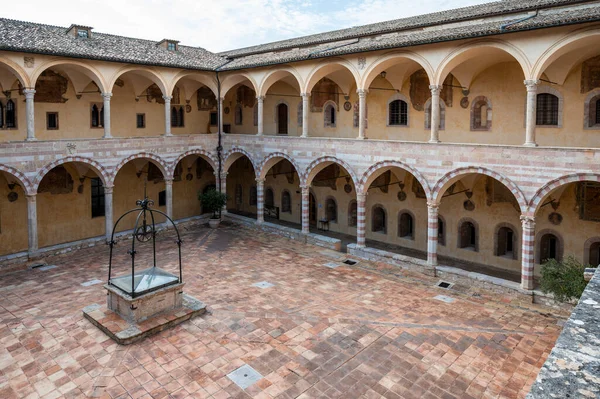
[253,281,274,289]
[323,262,340,269]
[436,280,453,289]
[434,295,455,303]
[343,259,358,265]
[227,364,263,389]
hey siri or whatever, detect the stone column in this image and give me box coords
[301,93,310,138]
[102,92,112,138]
[256,178,265,224]
[257,96,264,136]
[218,97,224,134]
[524,80,539,147]
[26,195,38,255]
[23,89,36,141]
[356,193,367,247]
[429,85,442,143]
[218,171,227,214]
[165,179,173,220]
[427,201,439,267]
[163,96,172,136]
[521,215,536,290]
[301,185,310,234]
[357,89,367,140]
[104,186,113,242]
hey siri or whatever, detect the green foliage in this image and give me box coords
[540,255,589,302]
[198,188,227,218]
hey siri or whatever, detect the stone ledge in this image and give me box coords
[347,244,435,276]
[83,293,206,345]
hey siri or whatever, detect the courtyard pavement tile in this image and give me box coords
[0,222,564,398]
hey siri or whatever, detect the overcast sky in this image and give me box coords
[3,0,491,53]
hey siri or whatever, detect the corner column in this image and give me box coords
[429,85,442,143]
[357,89,367,140]
[426,201,439,267]
[521,215,536,290]
[356,193,367,247]
[26,194,38,256]
[257,96,264,136]
[102,92,112,138]
[104,186,113,242]
[23,89,36,141]
[301,93,310,138]
[163,96,172,136]
[165,179,173,220]
[524,80,539,147]
[256,178,265,224]
[301,185,309,233]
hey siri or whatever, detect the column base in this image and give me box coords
[301,134,308,138]
[25,137,37,141]
[164,133,173,137]
[356,136,366,140]
[103,135,112,139]
[520,281,534,291]
[428,139,440,144]
[523,142,538,147]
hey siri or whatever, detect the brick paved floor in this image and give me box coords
[0,222,564,399]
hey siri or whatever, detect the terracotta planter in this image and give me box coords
[208,218,221,229]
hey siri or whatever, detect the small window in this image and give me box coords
[389,100,408,126]
[398,212,414,239]
[496,226,515,258]
[281,191,291,213]
[589,242,600,267]
[91,178,105,218]
[597,100,600,125]
[235,184,243,207]
[234,104,243,125]
[91,104,104,128]
[46,112,59,130]
[536,93,559,126]
[540,233,560,263]
[459,220,477,251]
[6,100,16,128]
[171,107,178,127]
[348,200,357,227]
[325,198,337,222]
[253,104,258,127]
[249,186,257,206]
[324,103,336,127]
[77,29,89,39]
[0,102,4,128]
[372,206,386,234]
[158,190,166,207]
[136,113,146,128]
[471,96,491,131]
[297,102,303,127]
[210,112,218,126]
[438,217,445,246]
[167,42,177,51]
[265,188,275,207]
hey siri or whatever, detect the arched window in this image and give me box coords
[589,242,600,267]
[265,188,275,207]
[536,93,559,126]
[458,219,477,251]
[325,197,337,222]
[348,200,357,227]
[234,184,243,207]
[471,96,492,131]
[324,102,336,127]
[91,104,100,127]
[496,225,517,259]
[584,91,600,129]
[178,106,184,127]
[234,104,243,125]
[0,102,4,128]
[297,102,303,127]
[281,190,291,213]
[424,98,445,130]
[276,103,288,134]
[438,216,445,246]
[171,107,178,127]
[539,233,562,263]
[253,104,258,127]
[6,100,16,128]
[388,100,408,126]
[372,206,386,234]
[398,211,414,239]
[249,185,257,206]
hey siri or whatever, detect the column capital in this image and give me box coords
[164,178,174,184]
[427,201,440,211]
[524,79,539,91]
[101,92,113,99]
[218,97,224,102]
[26,194,37,201]
[104,185,114,194]
[162,95,172,102]
[256,96,265,102]
[520,215,536,229]
[357,88,368,97]
[429,85,443,95]
[214,171,228,178]
[301,92,311,98]
[255,177,265,184]
[300,185,310,193]
[23,88,36,98]
[356,192,368,202]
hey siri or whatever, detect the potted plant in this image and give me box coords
[198,188,228,228]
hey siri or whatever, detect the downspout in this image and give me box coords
[500,10,539,31]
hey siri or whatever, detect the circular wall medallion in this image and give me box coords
[397,191,407,201]
[548,212,563,225]
[186,173,193,181]
[344,184,352,193]
[460,97,469,109]
[463,200,475,211]
[343,101,352,111]
[7,191,18,202]
[224,107,230,114]
[77,185,84,194]
[185,104,192,113]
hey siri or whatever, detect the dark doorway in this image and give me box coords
[309,192,317,225]
[277,103,288,134]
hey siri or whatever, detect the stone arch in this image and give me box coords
[220,73,259,98]
[432,166,527,212]
[223,148,258,175]
[535,228,564,264]
[435,39,531,86]
[258,152,302,181]
[303,58,361,94]
[32,59,108,93]
[470,95,492,131]
[360,51,434,91]
[493,222,519,260]
[169,71,218,98]
[304,156,359,188]
[359,160,431,198]
[387,93,410,127]
[0,164,34,196]
[258,66,303,97]
[169,149,217,179]
[529,173,600,213]
[584,236,600,266]
[111,152,169,185]
[108,65,168,95]
[34,156,110,192]
[584,88,600,129]
[0,56,31,88]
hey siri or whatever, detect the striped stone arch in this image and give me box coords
[303,156,359,188]
[431,166,527,212]
[0,164,34,196]
[110,152,169,185]
[258,152,302,181]
[33,156,110,192]
[169,149,217,179]
[358,160,431,198]
[223,148,258,176]
[529,173,600,213]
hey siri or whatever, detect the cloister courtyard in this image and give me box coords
[0,222,565,399]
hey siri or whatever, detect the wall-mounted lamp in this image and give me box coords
[380,71,387,79]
